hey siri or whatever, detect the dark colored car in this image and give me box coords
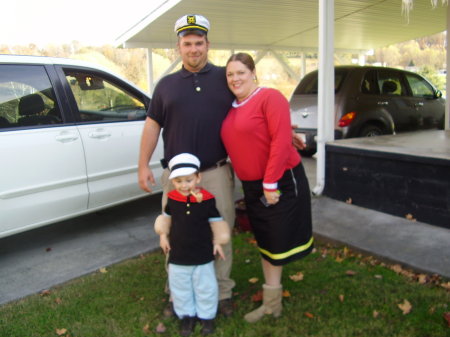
[290,65,445,156]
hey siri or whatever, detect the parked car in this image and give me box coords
[290,65,445,156]
[0,55,164,238]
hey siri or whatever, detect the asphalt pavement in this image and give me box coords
[1,157,449,306]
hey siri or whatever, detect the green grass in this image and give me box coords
[1,232,449,337]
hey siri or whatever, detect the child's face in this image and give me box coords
[171,173,201,196]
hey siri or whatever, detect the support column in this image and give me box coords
[314,0,335,195]
[446,2,450,130]
[146,48,154,95]
[300,52,306,79]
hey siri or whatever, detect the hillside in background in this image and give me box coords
[1,31,446,98]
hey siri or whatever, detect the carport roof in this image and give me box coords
[116,0,447,52]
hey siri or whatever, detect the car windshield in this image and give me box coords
[294,68,349,95]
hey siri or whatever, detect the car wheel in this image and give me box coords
[359,125,384,137]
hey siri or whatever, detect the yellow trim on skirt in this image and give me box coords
[258,237,314,260]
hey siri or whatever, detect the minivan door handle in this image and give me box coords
[377,101,389,106]
[88,129,111,140]
[55,131,79,143]
[414,102,424,107]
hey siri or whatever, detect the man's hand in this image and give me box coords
[291,124,306,150]
[138,165,156,193]
[214,244,225,260]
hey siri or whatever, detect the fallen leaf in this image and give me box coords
[251,290,263,302]
[345,198,352,204]
[374,274,383,279]
[338,294,344,302]
[45,247,52,252]
[304,312,314,319]
[335,256,344,263]
[54,298,63,305]
[373,310,379,318]
[248,277,259,284]
[282,290,291,297]
[440,282,450,290]
[55,328,67,336]
[99,267,107,273]
[289,272,304,282]
[444,312,450,327]
[142,324,151,334]
[343,247,349,256]
[345,270,357,276]
[405,213,416,221]
[247,238,257,245]
[40,290,51,296]
[398,299,412,315]
[417,274,427,284]
[155,322,166,333]
[390,264,403,274]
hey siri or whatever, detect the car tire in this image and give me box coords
[359,125,384,137]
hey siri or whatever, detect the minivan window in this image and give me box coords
[0,65,62,129]
[293,68,349,95]
[64,70,146,123]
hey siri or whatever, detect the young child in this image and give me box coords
[154,153,230,336]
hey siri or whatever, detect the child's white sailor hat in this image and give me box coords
[168,153,201,179]
[174,14,210,36]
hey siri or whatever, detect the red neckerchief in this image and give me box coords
[167,188,214,203]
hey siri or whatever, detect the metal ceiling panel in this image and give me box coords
[116,0,447,52]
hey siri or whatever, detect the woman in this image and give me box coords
[221,53,314,323]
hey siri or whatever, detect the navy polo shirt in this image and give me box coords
[148,63,234,169]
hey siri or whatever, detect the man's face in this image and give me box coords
[177,34,209,72]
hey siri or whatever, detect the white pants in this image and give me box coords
[168,261,218,319]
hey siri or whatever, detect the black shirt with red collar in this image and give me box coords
[147,63,234,170]
[164,188,222,265]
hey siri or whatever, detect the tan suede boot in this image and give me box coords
[244,284,282,323]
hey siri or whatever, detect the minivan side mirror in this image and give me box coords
[436,89,443,98]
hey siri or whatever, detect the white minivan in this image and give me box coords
[0,55,163,238]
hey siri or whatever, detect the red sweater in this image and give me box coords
[221,87,300,191]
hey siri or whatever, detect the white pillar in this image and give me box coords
[446,3,450,130]
[358,53,366,66]
[146,48,154,95]
[313,0,335,195]
[301,52,306,79]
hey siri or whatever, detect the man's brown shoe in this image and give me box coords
[218,298,233,317]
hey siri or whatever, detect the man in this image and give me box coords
[138,14,236,317]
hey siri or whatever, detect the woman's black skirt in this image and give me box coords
[241,162,314,266]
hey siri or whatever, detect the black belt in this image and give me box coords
[200,159,228,172]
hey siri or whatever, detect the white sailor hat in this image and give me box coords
[174,14,210,36]
[168,153,201,179]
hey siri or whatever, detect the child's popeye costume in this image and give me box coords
[154,153,229,321]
